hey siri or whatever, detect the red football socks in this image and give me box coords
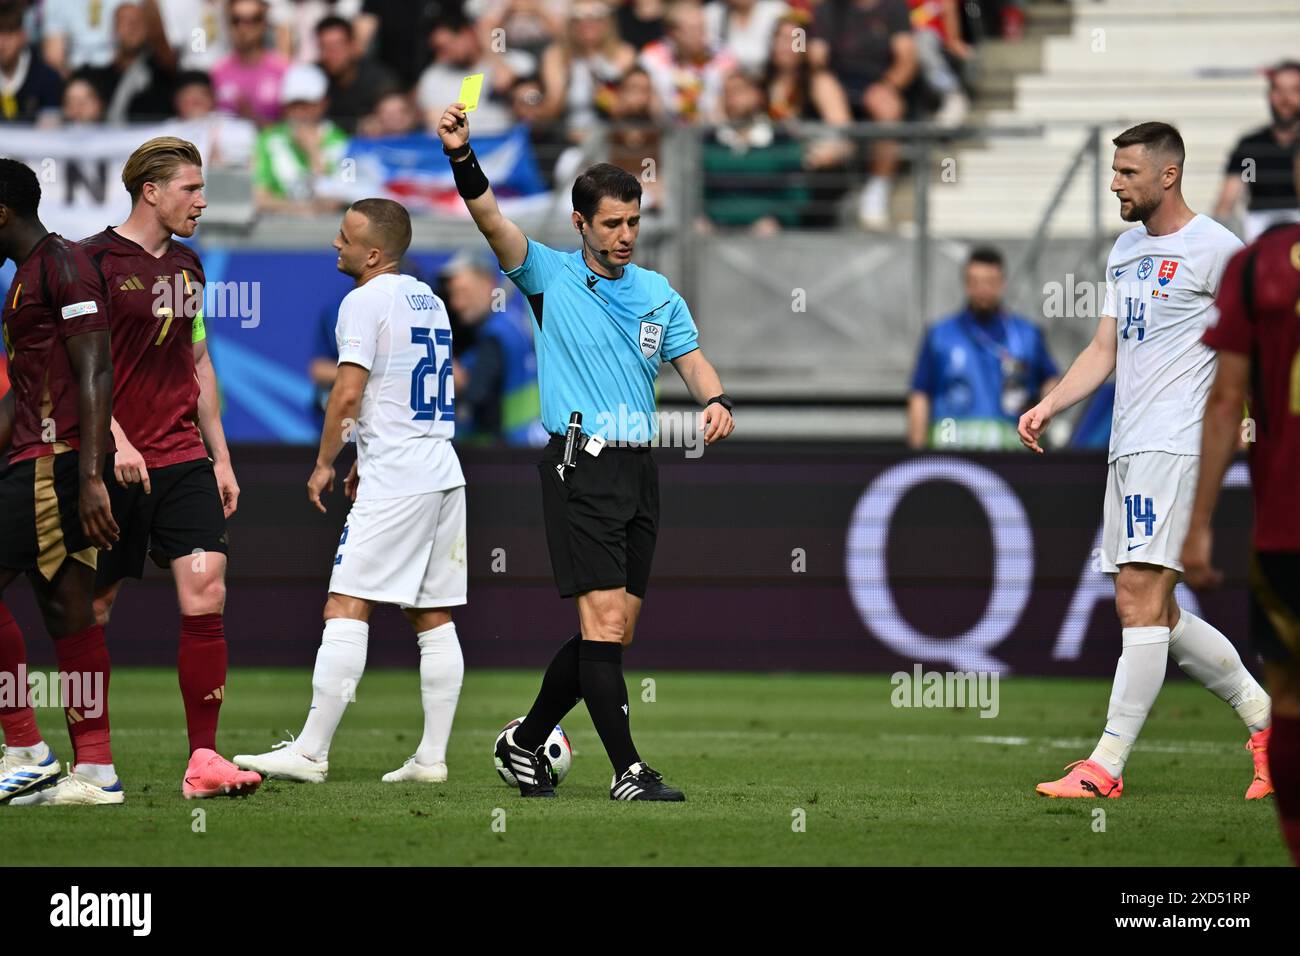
[52,623,113,765]
[179,613,227,754]
[0,600,41,748]
[1271,713,1300,866]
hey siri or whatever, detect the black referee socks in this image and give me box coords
[514,633,583,751]
[579,639,641,775]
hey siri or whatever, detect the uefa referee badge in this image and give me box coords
[639,321,663,359]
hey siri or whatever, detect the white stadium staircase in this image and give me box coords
[930,0,1299,237]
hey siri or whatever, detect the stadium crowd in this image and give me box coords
[0,0,1025,229]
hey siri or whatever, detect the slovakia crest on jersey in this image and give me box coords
[1157,259,1179,286]
[639,320,663,359]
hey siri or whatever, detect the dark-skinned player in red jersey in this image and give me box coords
[79,137,261,799]
[0,157,124,806]
[1182,153,1300,865]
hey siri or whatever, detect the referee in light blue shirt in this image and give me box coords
[437,100,735,801]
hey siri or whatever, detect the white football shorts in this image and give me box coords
[328,486,467,608]
[1099,451,1198,575]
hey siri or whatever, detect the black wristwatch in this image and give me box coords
[705,393,734,413]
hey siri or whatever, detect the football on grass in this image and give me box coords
[494,717,572,786]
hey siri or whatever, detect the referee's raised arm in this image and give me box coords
[437,103,528,272]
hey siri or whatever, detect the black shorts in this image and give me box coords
[95,456,228,587]
[538,435,658,599]
[0,449,100,581]
[1249,551,1300,666]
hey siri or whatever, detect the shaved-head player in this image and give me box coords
[235,199,468,786]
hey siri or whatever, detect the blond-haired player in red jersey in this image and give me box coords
[79,137,261,799]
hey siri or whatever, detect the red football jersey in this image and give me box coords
[79,228,208,469]
[1,233,112,463]
[1203,223,1300,553]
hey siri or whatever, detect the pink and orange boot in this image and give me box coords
[184,748,263,799]
[1245,727,1273,800]
[1036,759,1123,798]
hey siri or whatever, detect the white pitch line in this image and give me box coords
[883,732,1239,756]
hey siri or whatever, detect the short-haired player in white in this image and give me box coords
[235,199,467,785]
[1019,122,1272,800]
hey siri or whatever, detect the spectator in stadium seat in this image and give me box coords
[509,75,574,189]
[417,14,523,137]
[471,0,566,70]
[701,70,810,234]
[315,14,398,134]
[810,0,917,230]
[173,69,217,120]
[765,13,852,147]
[43,0,137,74]
[537,1,637,137]
[907,246,1059,451]
[764,13,853,226]
[80,0,175,123]
[607,66,664,210]
[441,252,545,447]
[616,0,667,52]
[0,8,62,125]
[355,0,447,90]
[60,71,105,122]
[639,1,737,124]
[356,88,421,137]
[1215,60,1300,242]
[909,0,970,126]
[169,70,256,166]
[211,0,291,125]
[269,0,362,64]
[157,0,229,71]
[252,62,349,214]
[704,0,789,77]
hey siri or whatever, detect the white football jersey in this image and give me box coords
[1102,213,1243,463]
[335,273,465,501]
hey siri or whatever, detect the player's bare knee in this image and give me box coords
[92,595,114,627]
[585,606,627,643]
[323,592,372,623]
[176,574,225,617]
[405,607,452,632]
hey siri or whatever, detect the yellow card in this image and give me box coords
[458,73,485,112]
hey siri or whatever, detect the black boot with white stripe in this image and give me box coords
[495,728,556,798]
[610,762,685,801]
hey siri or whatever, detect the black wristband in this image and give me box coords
[705,393,734,412]
[442,141,471,159]
[448,145,489,200]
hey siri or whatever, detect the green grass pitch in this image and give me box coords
[3,668,1289,866]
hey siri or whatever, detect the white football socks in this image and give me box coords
[1169,611,1270,733]
[6,742,48,763]
[296,618,369,761]
[73,762,118,785]
[1089,626,1170,778]
[414,622,464,766]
